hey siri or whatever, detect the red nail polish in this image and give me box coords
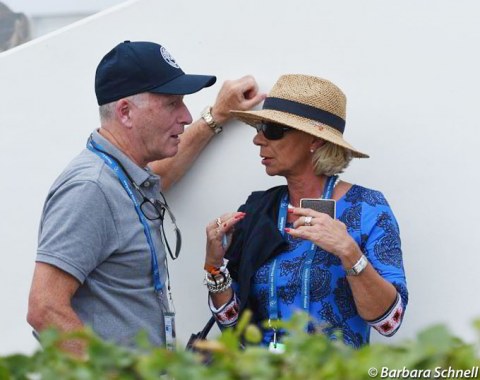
[287,209,294,213]
[235,215,243,219]
[284,228,291,232]
[223,223,227,227]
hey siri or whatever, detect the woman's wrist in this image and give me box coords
[337,239,362,268]
[204,258,228,275]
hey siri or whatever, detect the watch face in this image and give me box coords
[347,255,367,276]
[202,108,214,124]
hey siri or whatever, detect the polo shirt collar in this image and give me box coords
[91,129,155,187]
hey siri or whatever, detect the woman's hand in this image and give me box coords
[286,207,357,260]
[205,211,246,267]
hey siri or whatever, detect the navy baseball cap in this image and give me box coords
[95,41,217,106]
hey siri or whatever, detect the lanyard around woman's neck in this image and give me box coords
[269,175,338,321]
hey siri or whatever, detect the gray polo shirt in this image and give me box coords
[36,130,169,347]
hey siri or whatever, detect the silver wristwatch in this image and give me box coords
[201,106,222,135]
[346,254,368,276]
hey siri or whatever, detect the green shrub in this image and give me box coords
[1,312,479,380]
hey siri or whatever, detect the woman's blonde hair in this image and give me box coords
[312,141,352,176]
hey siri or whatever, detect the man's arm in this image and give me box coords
[149,75,265,191]
[27,262,85,355]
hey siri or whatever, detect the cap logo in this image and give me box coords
[160,46,180,69]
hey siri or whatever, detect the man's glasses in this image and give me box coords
[134,185,182,260]
[89,137,181,260]
[255,122,292,140]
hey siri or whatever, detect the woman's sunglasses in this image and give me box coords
[255,122,292,140]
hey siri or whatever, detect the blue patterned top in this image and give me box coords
[248,185,408,348]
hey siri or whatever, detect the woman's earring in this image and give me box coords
[310,148,315,153]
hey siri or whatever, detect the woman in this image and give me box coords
[204,74,407,348]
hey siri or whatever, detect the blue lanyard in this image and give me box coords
[323,175,337,200]
[268,175,338,320]
[87,139,164,292]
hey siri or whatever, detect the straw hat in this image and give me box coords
[231,74,369,158]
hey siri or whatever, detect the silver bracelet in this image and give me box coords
[205,266,230,284]
[205,272,226,286]
[208,276,232,293]
[205,271,232,293]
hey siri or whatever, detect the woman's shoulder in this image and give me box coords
[343,184,391,208]
[338,185,400,236]
[244,185,287,205]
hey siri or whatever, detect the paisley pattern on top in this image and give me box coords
[250,185,408,348]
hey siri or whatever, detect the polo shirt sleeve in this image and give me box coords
[36,179,118,283]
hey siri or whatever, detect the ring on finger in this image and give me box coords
[216,217,222,227]
[304,216,313,226]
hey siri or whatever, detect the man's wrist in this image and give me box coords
[210,105,229,125]
[201,106,223,135]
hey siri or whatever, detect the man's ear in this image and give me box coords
[115,99,133,128]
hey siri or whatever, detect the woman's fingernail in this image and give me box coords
[223,223,227,227]
[287,209,294,213]
[235,215,243,219]
[284,228,291,232]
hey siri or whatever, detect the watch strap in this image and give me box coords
[346,254,368,276]
[201,106,223,135]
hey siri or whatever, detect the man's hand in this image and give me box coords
[211,75,266,125]
[149,75,265,190]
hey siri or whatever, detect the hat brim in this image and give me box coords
[150,74,216,95]
[231,109,369,158]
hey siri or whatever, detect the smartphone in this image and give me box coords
[300,198,336,219]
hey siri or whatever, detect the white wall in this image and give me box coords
[3,0,125,16]
[1,0,479,355]
[30,14,91,39]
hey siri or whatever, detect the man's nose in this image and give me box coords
[180,102,193,125]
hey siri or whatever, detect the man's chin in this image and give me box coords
[163,146,180,159]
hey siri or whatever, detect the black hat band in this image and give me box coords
[263,97,345,134]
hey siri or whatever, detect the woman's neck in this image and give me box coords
[287,174,328,207]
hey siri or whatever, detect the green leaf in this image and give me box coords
[244,325,262,344]
[3,315,480,379]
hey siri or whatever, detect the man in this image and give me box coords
[27,40,264,354]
